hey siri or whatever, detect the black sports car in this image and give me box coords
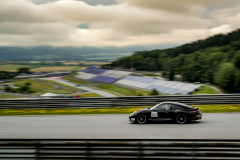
[129,102,202,124]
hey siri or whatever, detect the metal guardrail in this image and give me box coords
[1,139,240,159]
[0,94,240,109]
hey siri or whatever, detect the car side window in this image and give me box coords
[172,105,186,110]
[157,104,171,111]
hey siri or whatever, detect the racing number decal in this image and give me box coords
[151,112,158,117]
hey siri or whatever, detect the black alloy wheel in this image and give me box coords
[176,114,187,124]
[137,114,147,124]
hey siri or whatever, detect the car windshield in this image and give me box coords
[150,103,161,110]
[175,102,195,109]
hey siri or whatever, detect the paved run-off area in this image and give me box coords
[1,113,240,139]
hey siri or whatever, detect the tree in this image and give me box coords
[0,71,15,79]
[25,82,31,87]
[161,71,168,78]
[17,67,31,74]
[150,89,159,95]
[214,63,238,92]
[19,82,31,93]
[234,54,240,69]
[4,86,11,92]
[168,69,175,81]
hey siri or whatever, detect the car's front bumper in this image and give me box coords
[129,113,137,121]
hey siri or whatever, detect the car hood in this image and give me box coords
[140,108,150,111]
[131,108,150,114]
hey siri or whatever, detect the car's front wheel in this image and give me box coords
[176,114,187,124]
[136,114,147,124]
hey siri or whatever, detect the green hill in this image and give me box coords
[105,29,240,93]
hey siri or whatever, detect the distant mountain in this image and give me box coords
[0,45,175,61]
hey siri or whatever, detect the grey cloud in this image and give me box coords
[118,0,238,14]
[0,22,76,35]
[0,0,49,22]
[0,0,240,47]
[30,0,117,5]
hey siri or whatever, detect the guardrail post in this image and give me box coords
[35,140,40,160]
[191,141,196,159]
[85,141,90,160]
[137,141,143,159]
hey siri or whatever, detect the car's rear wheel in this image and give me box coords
[137,114,147,124]
[176,114,187,124]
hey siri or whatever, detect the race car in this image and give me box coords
[129,102,202,124]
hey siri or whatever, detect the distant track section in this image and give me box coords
[1,94,240,109]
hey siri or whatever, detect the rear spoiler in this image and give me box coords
[195,106,199,110]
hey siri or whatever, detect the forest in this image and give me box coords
[105,29,240,93]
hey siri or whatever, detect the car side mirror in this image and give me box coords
[153,108,157,111]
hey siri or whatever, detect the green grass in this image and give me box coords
[13,79,75,95]
[0,64,31,71]
[98,84,151,96]
[40,79,76,89]
[0,64,76,72]
[91,83,151,96]
[144,74,161,77]
[1,104,240,116]
[64,73,94,85]
[83,61,108,65]
[98,84,132,96]
[193,86,218,95]
[72,66,84,71]
[51,89,74,94]
[14,79,53,90]
[0,107,143,116]
[0,93,21,99]
[192,104,240,113]
[77,93,102,97]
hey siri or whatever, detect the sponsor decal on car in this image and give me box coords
[151,112,158,117]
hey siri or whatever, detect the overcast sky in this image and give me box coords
[1,0,240,49]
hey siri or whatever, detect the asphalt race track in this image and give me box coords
[0,113,240,139]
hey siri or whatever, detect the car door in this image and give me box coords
[155,103,172,119]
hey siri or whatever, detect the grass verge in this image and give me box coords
[0,93,22,99]
[12,79,75,95]
[191,104,240,113]
[0,107,143,116]
[1,104,240,116]
[144,74,162,77]
[98,84,151,96]
[74,93,102,97]
[14,79,53,90]
[193,86,218,94]
[40,79,77,89]
[64,73,93,85]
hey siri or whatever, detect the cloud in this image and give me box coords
[117,0,238,14]
[0,0,240,48]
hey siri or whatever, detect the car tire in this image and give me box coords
[176,114,187,124]
[136,114,147,124]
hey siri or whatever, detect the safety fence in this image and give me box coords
[1,139,240,159]
[1,94,240,109]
